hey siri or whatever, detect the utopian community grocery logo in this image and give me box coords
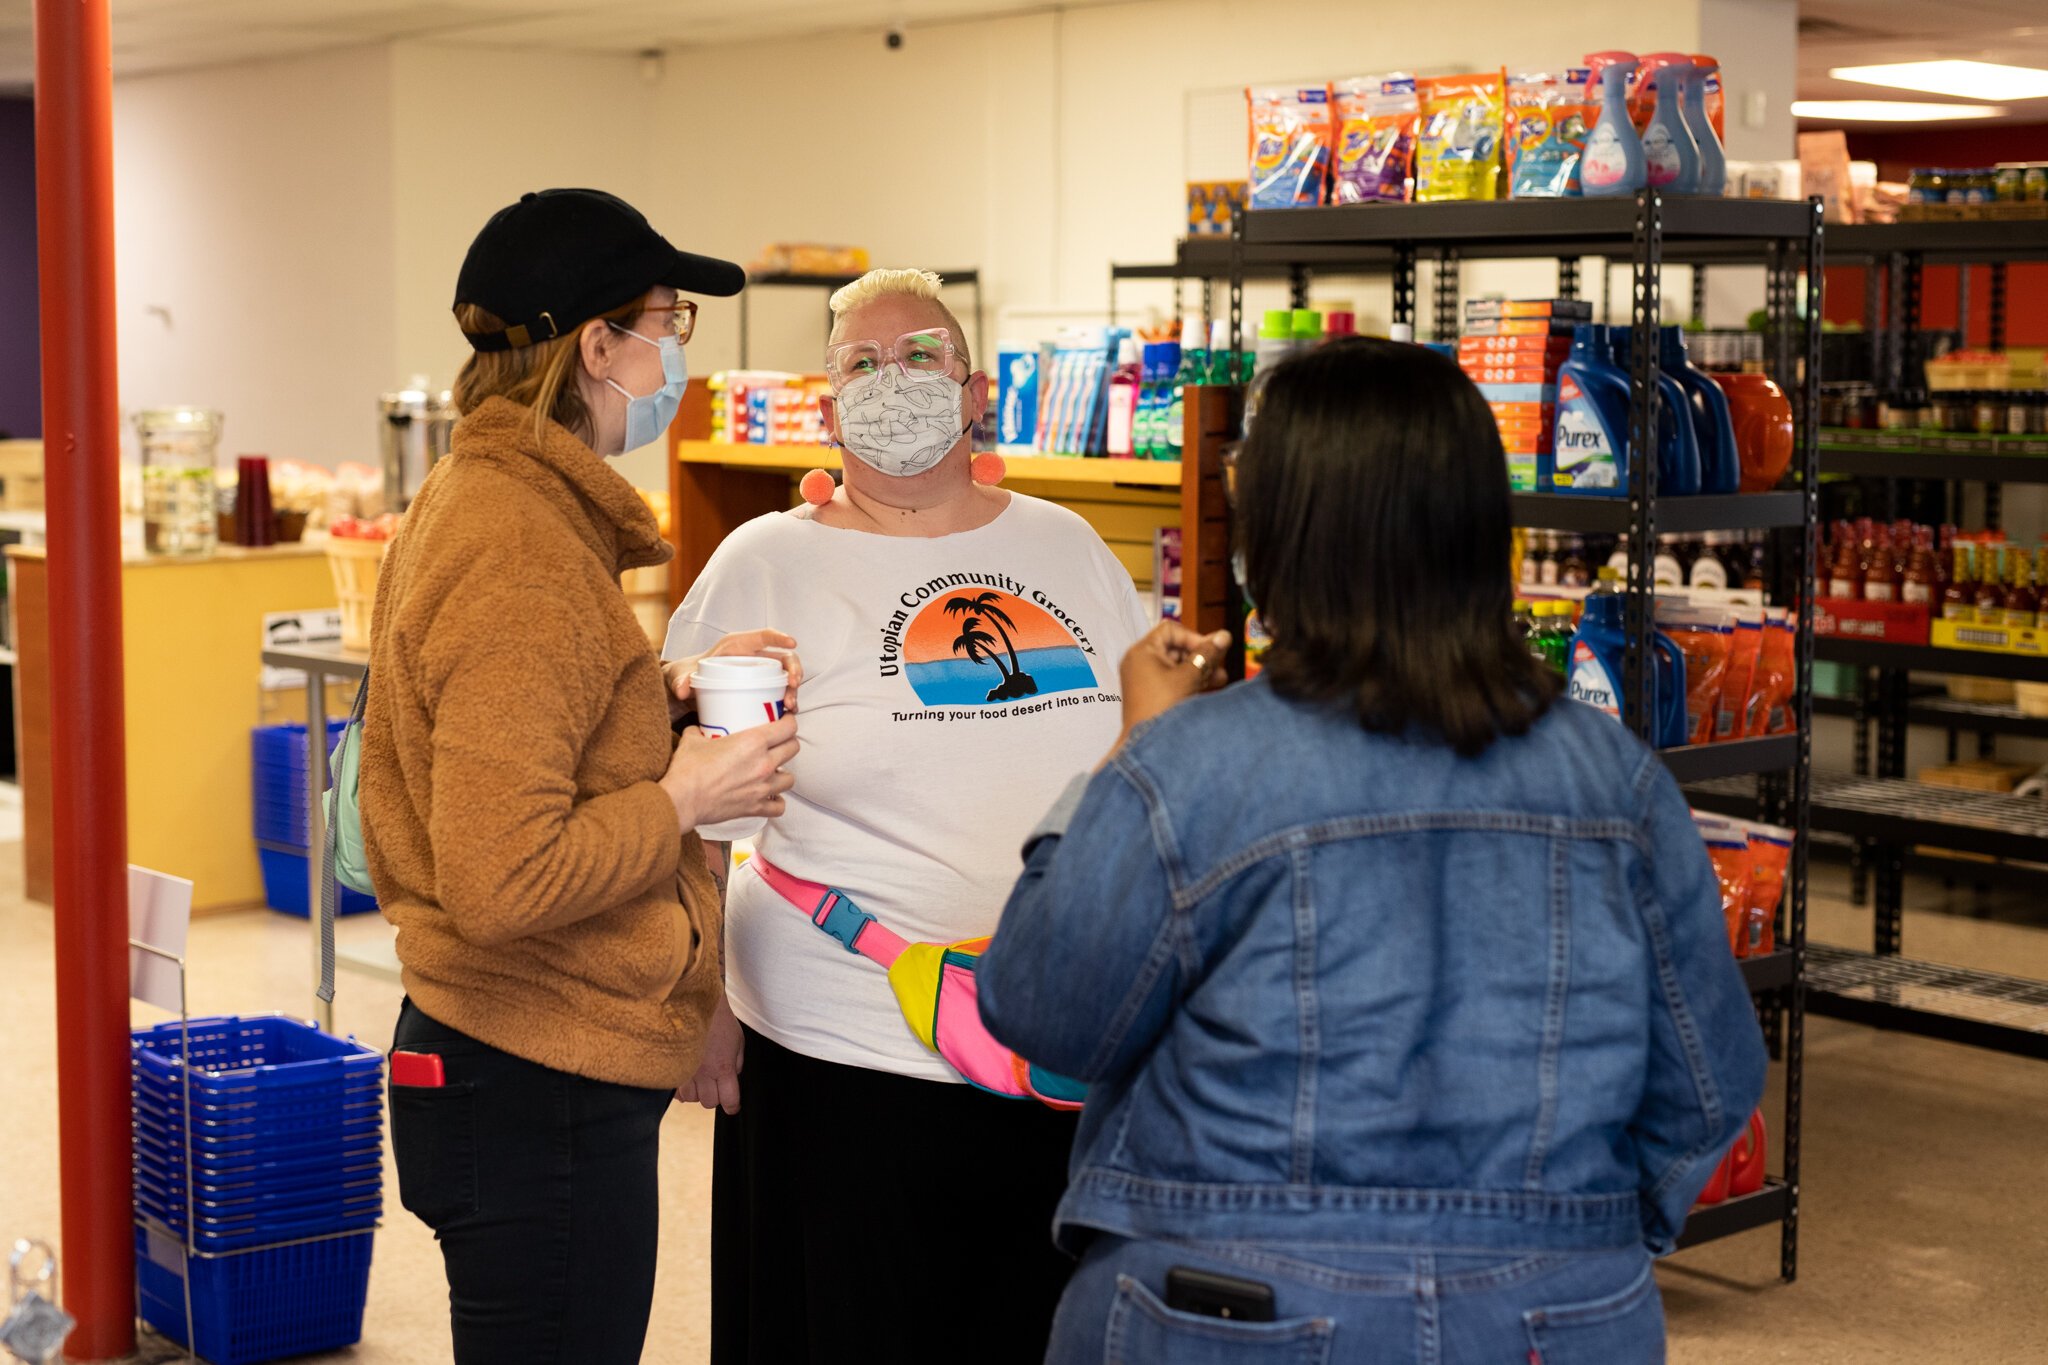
[876,573,1103,707]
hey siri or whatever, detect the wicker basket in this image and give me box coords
[325,536,390,653]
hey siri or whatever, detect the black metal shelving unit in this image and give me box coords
[1805,215,2048,1067]
[739,269,983,369]
[1232,193,1824,1282]
[1109,239,1393,329]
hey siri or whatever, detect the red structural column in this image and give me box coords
[34,0,135,1357]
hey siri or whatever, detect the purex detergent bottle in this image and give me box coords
[1660,325,1740,494]
[1607,327,1703,496]
[1552,325,1632,495]
[1568,569,1688,746]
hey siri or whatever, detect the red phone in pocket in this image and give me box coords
[390,1050,446,1088]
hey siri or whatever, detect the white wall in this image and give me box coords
[109,0,1797,476]
[653,0,1711,372]
[113,45,396,469]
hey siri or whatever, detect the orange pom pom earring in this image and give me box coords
[799,468,837,507]
[972,453,1006,486]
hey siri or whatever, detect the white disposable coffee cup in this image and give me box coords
[690,657,791,842]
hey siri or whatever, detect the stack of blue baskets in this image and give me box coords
[251,721,376,916]
[132,1015,384,1365]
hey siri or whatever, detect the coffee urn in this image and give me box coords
[378,381,457,512]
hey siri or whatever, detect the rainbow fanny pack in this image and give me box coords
[752,857,1085,1111]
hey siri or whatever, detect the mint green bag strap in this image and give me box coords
[322,673,376,1000]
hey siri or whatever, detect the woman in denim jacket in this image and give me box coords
[980,338,1769,1365]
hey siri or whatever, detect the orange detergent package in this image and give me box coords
[1714,609,1765,742]
[1741,820,1793,956]
[1657,601,1734,746]
[1694,816,1754,955]
[1744,610,1796,736]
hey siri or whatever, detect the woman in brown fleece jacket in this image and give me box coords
[362,190,799,1365]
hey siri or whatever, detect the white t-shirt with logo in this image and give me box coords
[665,493,1152,1081]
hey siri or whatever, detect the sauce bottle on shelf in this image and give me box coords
[1943,544,1976,622]
[1975,544,2009,626]
[1902,532,1937,606]
[2006,551,2039,630]
[1827,525,1861,600]
[1560,536,1592,588]
[1863,526,1898,603]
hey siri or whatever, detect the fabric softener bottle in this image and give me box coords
[1580,60,1646,197]
[1684,59,1727,195]
[1642,64,1700,193]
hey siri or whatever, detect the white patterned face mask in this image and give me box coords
[832,366,968,477]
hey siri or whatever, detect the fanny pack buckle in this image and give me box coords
[809,888,875,955]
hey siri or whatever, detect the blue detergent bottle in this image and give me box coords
[1660,325,1740,494]
[1579,62,1646,197]
[1568,572,1689,745]
[1642,64,1700,194]
[1607,327,1703,496]
[1682,61,1726,195]
[1552,325,1633,495]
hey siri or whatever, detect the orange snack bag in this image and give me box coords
[1695,818,1754,956]
[1657,601,1733,746]
[1714,610,1764,741]
[1741,820,1793,957]
[1744,610,1796,737]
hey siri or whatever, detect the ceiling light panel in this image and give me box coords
[1791,99,2010,121]
[1830,60,2048,100]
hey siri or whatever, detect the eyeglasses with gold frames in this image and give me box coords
[641,299,698,345]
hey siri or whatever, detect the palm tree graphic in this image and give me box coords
[946,595,1039,702]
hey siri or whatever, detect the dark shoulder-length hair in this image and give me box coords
[1235,336,1557,756]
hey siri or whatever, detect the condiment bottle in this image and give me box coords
[1943,545,1975,622]
[1560,537,1591,588]
[1828,526,1861,599]
[1975,544,2009,626]
[1863,526,1898,602]
[1902,534,1937,606]
[2006,551,2039,630]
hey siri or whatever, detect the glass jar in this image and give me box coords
[2029,394,2048,436]
[1995,164,2027,203]
[1907,169,1939,204]
[133,408,222,556]
[1819,386,1848,428]
[1879,391,1918,431]
[1974,391,2004,435]
[1936,391,1975,433]
[2026,164,2048,203]
[2008,392,2032,437]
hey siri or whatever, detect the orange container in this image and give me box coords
[1713,371,1795,493]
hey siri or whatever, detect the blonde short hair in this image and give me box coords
[828,268,973,371]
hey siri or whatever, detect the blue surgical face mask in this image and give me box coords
[605,323,688,454]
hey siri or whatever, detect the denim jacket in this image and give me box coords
[978,678,1768,1260]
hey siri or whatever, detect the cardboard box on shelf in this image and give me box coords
[1459,335,1574,359]
[1814,598,1932,645]
[1917,760,2037,793]
[0,440,43,511]
[1931,617,2048,658]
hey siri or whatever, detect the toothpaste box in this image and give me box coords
[1461,317,1580,338]
[1465,364,1565,385]
[1478,383,1559,405]
[1459,335,1574,359]
[1464,298,1593,321]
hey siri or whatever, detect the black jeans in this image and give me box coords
[390,999,673,1365]
[712,1024,1081,1364]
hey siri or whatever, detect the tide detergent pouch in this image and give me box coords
[1507,69,1592,198]
[1247,87,1333,209]
[1333,74,1419,204]
[1415,71,1507,202]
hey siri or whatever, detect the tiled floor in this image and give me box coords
[5,854,2047,1363]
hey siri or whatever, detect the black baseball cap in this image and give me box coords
[454,188,745,352]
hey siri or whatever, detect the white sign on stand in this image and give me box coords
[128,865,193,1015]
[260,608,345,691]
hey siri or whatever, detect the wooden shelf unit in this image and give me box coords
[663,380,1238,635]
